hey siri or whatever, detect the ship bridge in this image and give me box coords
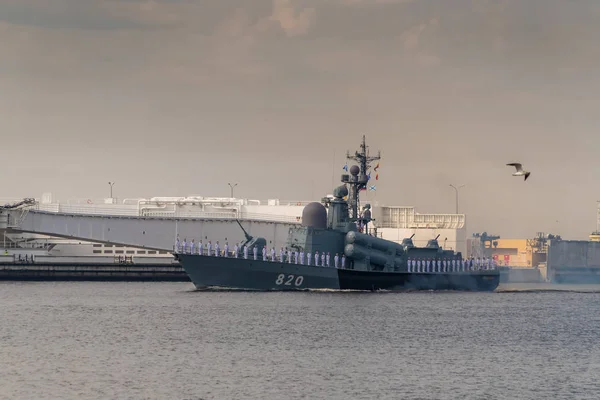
[1,195,305,251]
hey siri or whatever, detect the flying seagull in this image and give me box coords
[507,163,531,181]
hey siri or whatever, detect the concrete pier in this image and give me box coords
[0,255,189,282]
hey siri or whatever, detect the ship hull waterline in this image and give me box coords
[175,254,500,292]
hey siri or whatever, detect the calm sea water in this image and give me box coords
[0,282,599,400]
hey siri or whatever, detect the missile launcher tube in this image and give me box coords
[344,244,404,268]
[345,231,404,255]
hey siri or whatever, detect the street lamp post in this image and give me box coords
[228,183,238,198]
[449,184,465,214]
[108,181,115,198]
[596,200,600,233]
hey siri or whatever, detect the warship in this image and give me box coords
[175,137,500,292]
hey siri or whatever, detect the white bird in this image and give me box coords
[507,163,531,181]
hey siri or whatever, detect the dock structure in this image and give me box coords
[0,254,189,281]
[1,205,299,252]
[547,240,600,284]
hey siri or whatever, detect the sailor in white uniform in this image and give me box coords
[307,251,311,266]
[294,251,298,264]
[223,242,229,257]
[262,246,267,261]
[321,252,326,266]
[426,258,431,273]
[271,247,276,262]
[406,258,411,272]
[252,246,258,260]
[286,249,292,263]
[214,241,220,257]
[326,252,331,267]
[182,238,187,254]
[341,255,346,268]
[233,243,238,258]
[314,251,319,266]
[279,247,284,262]
[175,237,180,253]
[190,239,195,255]
[299,250,305,265]
[334,253,339,268]
[207,241,212,257]
[411,258,416,273]
[197,240,202,255]
[437,259,442,273]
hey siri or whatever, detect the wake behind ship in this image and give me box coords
[175,137,500,292]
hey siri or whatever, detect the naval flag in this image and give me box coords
[369,185,376,191]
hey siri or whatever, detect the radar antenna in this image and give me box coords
[345,135,381,221]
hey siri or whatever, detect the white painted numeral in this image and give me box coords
[275,274,285,285]
[275,274,304,287]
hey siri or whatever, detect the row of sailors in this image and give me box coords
[175,239,496,272]
[407,257,496,272]
[175,239,346,268]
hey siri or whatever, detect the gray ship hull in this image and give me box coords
[175,254,500,292]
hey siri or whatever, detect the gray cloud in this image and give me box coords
[1,0,600,239]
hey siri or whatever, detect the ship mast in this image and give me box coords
[346,135,381,221]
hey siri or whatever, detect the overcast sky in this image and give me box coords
[1,0,599,239]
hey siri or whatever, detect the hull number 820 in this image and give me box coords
[275,274,304,286]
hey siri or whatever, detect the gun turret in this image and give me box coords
[426,234,441,249]
[235,219,252,242]
[235,219,267,250]
[401,234,416,250]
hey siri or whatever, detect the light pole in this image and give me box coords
[449,184,465,214]
[108,181,115,198]
[228,183,238,198]
[596,200,600,233]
